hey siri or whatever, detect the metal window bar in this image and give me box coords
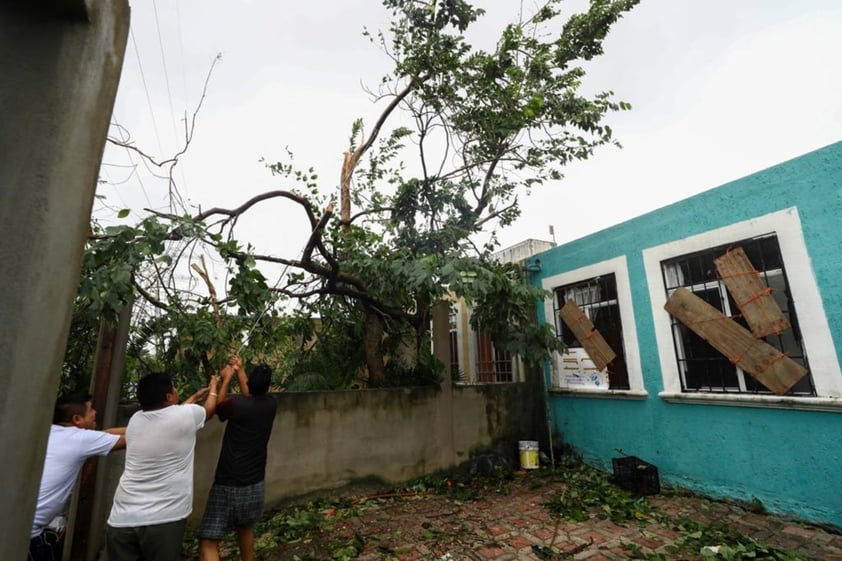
[475,331,514,383]
[661,234,815,396]
[551,274,630,390]
[448,313,464,382]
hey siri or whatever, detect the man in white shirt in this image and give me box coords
[106,369,225,561]
[29,392,126,561]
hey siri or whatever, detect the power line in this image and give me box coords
[172,0,192,207]
[97,168,136,219]
[129,26,165,160]
[151,0,180,149]
[151,0,191,214]
[173,0,191,110]
[111,114,153,208]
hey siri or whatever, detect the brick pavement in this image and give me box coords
[350,472,841,561]
[242,469,842,560]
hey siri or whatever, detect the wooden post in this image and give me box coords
[68,296,133,561]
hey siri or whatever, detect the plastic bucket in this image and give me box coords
[518,440,539,470]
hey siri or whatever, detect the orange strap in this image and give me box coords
[737,286,773,307]
[729,341,755,366]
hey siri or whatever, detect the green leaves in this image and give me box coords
[227,255,270,315]
[543,464,653,525]
[68,0,638,394]
[672,519,805,561]
[274,0,636,386]
[466,263,563,366]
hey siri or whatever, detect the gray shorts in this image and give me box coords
[198,480,266,539]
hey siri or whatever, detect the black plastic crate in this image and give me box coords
[612,456,660,495]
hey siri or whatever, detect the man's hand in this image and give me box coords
[184,387,210,404]
[220,355,242,381]
[221,363,236,381]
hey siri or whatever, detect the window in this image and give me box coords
[475,331,514,383]
[644,208,842,408]
[553,274,629,390]
[542,256,645,396]
[448,299,521,384]
[448,311,461,380]
[661,234,814,395]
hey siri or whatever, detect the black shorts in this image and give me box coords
[29,529,63,561]
[198,480,266,540]
[105,519,186,561]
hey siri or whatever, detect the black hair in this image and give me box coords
[53,391,92,424]
[137,372,175,411]
[247,363,273,395]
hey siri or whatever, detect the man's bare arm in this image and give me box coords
[235,357,250,397]
[217,358,238,405]
[104,427,127,451]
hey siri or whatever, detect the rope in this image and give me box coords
[755,351,789,375]
[737,286,773,308]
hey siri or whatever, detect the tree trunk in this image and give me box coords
[364,310,385,385]
[414,299,431,363]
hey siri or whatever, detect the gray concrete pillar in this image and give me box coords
[0,2,129,559]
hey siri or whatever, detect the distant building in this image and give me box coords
[449,239,555,384]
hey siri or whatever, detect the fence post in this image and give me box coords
[66,296,133,561]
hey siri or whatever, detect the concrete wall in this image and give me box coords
[103,380,547,526]
[0,3,129,559]
[530,141,842,528]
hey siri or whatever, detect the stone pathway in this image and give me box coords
[212,469,842,561]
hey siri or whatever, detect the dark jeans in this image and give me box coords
[28,529,64,561]
[106,519,187,561]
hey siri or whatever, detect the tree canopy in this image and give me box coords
[66,0,638,394]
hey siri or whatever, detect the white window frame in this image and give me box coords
[542,256,646,398]
[643,207,842,411]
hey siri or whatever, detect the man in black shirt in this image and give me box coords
[198,357,277,561]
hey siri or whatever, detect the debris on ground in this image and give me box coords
[181,463,841,561]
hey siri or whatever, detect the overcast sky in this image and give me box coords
[101,0,842,265]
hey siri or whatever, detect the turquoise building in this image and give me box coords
[528,142,842,527]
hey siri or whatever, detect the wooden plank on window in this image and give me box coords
[713,246,790,338]
[664,287,807,395]
[558,300,616,371]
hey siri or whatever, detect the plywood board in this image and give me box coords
[558,299,616,371]
[664,287,807,395]
[714,246,790,337]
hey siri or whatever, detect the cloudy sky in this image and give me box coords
[101,0,842,264]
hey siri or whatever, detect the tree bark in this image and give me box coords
[364,310,385,385]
